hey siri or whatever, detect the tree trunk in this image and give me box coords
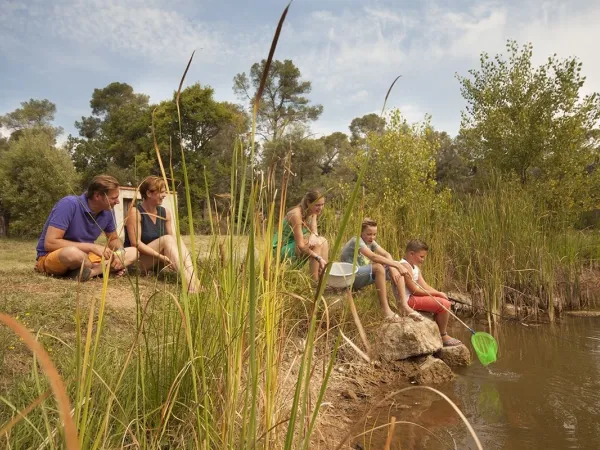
[0,213,9,237]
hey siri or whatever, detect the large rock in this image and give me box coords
[373,317,442,361]
[434,344,471,368]
[446,291,473,314]
[409,355,455,385]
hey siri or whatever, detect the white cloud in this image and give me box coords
[2,0,600,140]
[0,0,230,65]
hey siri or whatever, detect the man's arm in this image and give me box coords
[105,231,124,250]
[45,226,107,257]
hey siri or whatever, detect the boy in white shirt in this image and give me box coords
[401,239,461,346]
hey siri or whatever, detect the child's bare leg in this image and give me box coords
[433,300,460,344]
[391,277,416,316]
[435,309,450,335]
[373,263,394,317]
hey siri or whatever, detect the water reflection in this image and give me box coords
[357,316,600,450]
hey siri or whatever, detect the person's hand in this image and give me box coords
[396,263,409,276]
[308,233,319,249]
[91,244,112,260]
[388,266,402,285]
[158,253,173,268]
[316,256,327,273]
[439,292,449,300]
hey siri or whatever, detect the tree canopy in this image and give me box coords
[0,130,79,236]
[457,40,600,216]
[233,59,323,141]
[0,99,63,141]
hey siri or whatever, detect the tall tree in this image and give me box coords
[458,41,600,182]
[457,40,600,218]
[0,130,79,236]
[349,113,386,148]
[233,59,323,141]
[0,99,63,141]
[319,131,351,175]
[153,83,241,157]
[70,82,153,184]
[262,128,328,202]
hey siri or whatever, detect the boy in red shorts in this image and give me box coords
[401,239,462,346]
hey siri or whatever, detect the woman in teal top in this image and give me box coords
[272,190,329,281]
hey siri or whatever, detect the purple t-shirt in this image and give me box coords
[36,194,116,258]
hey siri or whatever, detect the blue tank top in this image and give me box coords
[124,204,167,247]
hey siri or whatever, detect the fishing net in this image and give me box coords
[471,332,498,366]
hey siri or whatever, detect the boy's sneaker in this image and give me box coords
[65,267,92,282]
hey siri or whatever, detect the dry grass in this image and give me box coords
[0,236,246,389]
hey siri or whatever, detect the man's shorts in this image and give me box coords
[35,249,102,276]
[352,264,392,290]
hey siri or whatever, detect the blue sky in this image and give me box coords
[1,0,599,144]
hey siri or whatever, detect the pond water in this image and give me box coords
[357,315,600,450]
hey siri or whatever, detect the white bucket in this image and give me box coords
[326,262,358,289]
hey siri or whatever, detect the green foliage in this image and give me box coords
[319,131,351,175]
[349,113,385,148]
[0,130,79,236]
[0,98,63,140]
[153,84,246,163]
[431,130,472,191]
[70,82,153,185]
[353,110,450,224]
[457,40,600,220]
[233,59,323,141]
[68,82,248,224]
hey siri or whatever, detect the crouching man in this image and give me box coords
[35,175,136,281]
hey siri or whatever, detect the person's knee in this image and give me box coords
[372,263,384,275]
[158,235,177,250]
[59,246,87,264]
[314,236,328,249]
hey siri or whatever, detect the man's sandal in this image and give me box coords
[65,267,91,282]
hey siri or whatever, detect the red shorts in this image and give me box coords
[407,294,451,315]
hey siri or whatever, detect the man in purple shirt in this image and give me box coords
[35,175,136,281]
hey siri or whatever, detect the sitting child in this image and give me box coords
[400,239,462,346]
[340,218,423,322]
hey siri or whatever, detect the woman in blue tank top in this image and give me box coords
[125,176,199,293]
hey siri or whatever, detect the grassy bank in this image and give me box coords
[2,188,598,447]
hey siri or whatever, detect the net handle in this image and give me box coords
[412,280,476,335]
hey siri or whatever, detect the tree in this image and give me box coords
[260,123,348,203]
[0,99,63,141]
[154,83,241,158]
[71,82,153,185]
[233,59,323,141]
[0,131,79,236]
[349,113,386,148]
[347,110,448,225]
[318,132,351,175]
[0,136,8,153]
[152,84,249,222]
[88,82,150,118]
[457,41,600,216]
[429,130,472,191]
